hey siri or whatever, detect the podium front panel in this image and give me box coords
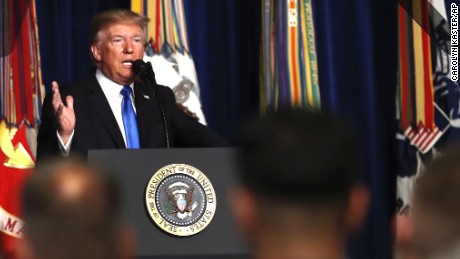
[88,148,248,258]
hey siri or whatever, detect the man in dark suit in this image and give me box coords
[37,9,226,162]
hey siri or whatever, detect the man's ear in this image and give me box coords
[15,238,34,259]
[117,225,136,259]
[230,186,258,243]
[393,212,414,255]
[344,184,370,234]
[90,44,102,62]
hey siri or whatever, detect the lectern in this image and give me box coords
[88,148,249,259]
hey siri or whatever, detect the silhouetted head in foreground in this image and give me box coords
[411,146,460,259]
[233,108,369,259]
[18,159,135,259]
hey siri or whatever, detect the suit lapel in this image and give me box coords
[134,82,163,147]
[86,76,126,148]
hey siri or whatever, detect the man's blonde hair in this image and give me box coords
[90,9,150,46]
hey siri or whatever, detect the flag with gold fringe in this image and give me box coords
[131,0,207,124]
[260,0,320,113]
[0,0,43,257]
[396,0,458,215]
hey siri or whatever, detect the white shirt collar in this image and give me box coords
[95,69,134,98]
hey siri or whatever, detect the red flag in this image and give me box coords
[0,0,43,257]
[0,122,34,258]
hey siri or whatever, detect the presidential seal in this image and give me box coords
[145,164,217,236]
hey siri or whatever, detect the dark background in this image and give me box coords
[36,0,400,258]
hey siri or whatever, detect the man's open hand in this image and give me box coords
[51,81,75,144]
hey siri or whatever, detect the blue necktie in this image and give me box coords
[120,86,140,148]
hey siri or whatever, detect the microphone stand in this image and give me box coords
[139,62,171,148]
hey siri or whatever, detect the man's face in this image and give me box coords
[91,23,145,85]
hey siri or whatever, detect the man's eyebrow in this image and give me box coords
[110,34,141,37]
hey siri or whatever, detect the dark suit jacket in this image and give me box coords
[36,75,227,162]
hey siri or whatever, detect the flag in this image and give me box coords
[131,0,207,125]
[260,0,321,112]
[396,0,458,215]
[0,0,43,257]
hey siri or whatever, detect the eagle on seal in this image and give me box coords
[165,182,196,219]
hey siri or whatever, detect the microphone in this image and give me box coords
[132,59,171,148]
[133,59,157,85]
